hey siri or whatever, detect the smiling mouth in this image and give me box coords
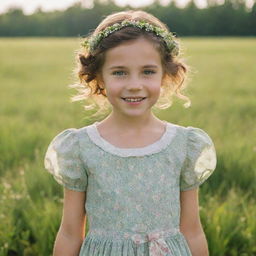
[121,97,146,102]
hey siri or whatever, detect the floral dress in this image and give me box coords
[44,121,217,256]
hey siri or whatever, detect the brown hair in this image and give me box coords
[69,10,192,117]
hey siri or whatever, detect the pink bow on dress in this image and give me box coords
[131,229,175,256]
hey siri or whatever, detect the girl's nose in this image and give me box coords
[126,76,143,90]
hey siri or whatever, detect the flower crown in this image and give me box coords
[81,19,179,57]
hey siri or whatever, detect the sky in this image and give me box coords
[0,0,253,15]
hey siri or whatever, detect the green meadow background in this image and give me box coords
[0,37,255,256]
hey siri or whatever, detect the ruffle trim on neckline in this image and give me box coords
[84,121,178,157]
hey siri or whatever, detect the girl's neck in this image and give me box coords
[98,112,164,132]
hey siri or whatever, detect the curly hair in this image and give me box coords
[69,10,192,118]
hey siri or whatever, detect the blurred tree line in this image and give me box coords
[0,0,255,37]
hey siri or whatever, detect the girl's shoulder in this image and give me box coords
[169,122,215,143]
[46,123,98,147]
[184,125,215,149]
[47,127,79,147]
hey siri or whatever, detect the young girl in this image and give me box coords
[44,10,217,256]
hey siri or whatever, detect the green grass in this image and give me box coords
[0,37,255,256]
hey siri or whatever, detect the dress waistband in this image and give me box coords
[87,228,180,256]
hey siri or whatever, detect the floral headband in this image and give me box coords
[81,19,179,57]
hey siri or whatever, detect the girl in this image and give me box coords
[44,10,217,256]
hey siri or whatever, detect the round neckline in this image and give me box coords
[85,121,178,157]
[94,120,169,150]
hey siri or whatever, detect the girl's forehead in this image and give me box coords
[103,38,162,67]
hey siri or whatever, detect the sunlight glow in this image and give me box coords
[0,0,253,15]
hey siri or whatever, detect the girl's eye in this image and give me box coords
[112,69,156,76]
[144,70,156,75]
[112,71,126,76]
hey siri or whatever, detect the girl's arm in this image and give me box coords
[180,188,209,256]
[53,188,87,256]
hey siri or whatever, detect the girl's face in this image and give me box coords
[98,37,164,119]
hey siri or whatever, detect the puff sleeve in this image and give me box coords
[44,129,88,192]
[180,126,217,191]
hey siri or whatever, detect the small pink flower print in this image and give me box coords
[152,194,161,202]
[135,204,143,212]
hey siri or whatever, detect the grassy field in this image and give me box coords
[0,37,255,256]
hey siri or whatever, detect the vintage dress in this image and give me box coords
[44,121,217,256]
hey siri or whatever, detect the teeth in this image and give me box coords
[123,98,144,102]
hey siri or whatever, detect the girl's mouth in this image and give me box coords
[121,97,146,103]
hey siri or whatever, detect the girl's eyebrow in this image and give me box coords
[109,66,124,70]
[109,65,158,70]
